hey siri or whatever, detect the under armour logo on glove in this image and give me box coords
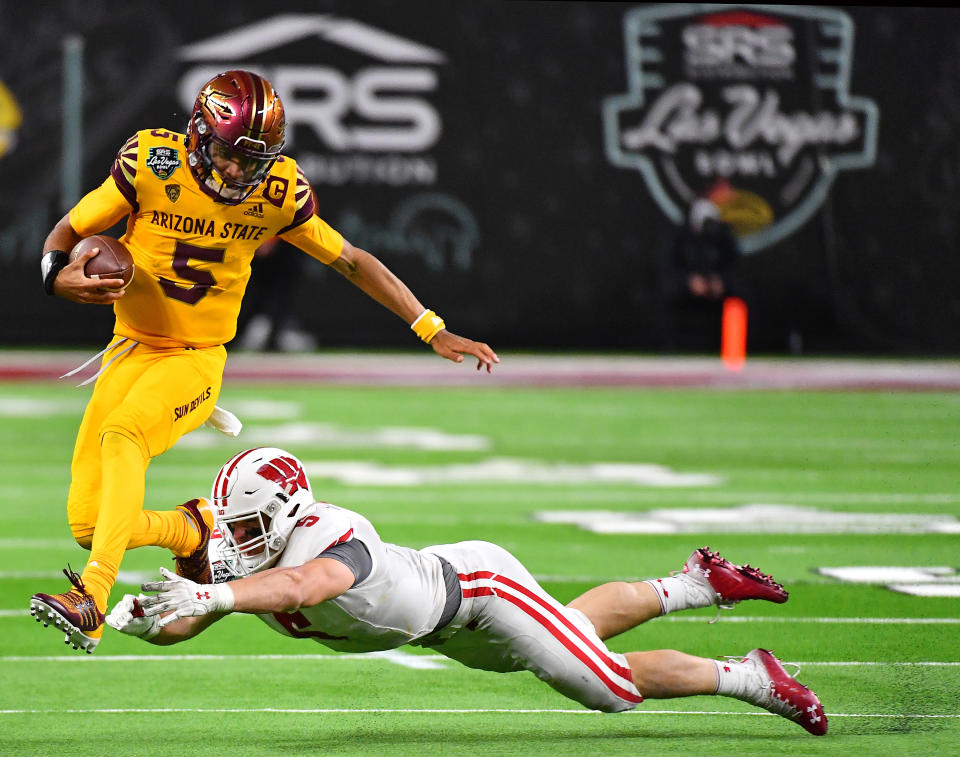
[140,567,235,627]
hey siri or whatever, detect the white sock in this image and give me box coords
[712,657,754,700]
[644,574,716,615]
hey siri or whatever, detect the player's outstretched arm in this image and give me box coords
[328,242,499,372]
[139,559,355,628]
[42,213,125,304]
[228,558,356,613]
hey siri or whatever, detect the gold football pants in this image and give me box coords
[66,338,226,611]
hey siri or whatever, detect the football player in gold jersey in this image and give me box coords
[30,70,498,653]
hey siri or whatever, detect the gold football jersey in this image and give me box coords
[69,129,343,348]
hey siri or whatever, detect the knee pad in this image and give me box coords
[70,524,95,550]
[67,487,98,549]
[100,410,151,460]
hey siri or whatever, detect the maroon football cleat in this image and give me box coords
[29,565,105,653]
[682,546,788,606]
[174,498,214,584]
[735,649,828,735]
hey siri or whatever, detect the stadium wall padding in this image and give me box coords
[1,3,958,354]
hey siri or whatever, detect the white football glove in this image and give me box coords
[140,567,235,628]
[105,593,161,639]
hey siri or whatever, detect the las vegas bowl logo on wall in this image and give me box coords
[603,4,879,253]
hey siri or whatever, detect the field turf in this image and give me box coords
[0,372,958,755]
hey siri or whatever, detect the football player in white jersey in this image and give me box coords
[107,447,827,736]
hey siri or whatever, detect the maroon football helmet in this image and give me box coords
[185,70,285,204]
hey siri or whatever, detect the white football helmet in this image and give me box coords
[210,447,313,577]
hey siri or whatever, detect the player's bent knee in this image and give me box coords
[99,416,151,461]
[70,526,94,549]
[558,683,638,713]
[531,651,641,713]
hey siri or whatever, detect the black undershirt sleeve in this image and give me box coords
[319,539,372,587]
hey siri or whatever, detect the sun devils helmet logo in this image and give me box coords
[603,5,879,253]
[201,89,238,121]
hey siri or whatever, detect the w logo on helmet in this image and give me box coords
[257,456,308,495]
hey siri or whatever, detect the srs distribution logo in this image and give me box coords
[603,4,879,252]
[177,14,446,187]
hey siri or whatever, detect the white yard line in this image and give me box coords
[799,661,960,666]
[660,616,960,624]
[0,539,78,549]
[0,570,159,584]
[4,609,960,624]
[2,654,957,666]
[0,707,956,718]
[0,651,449,668]
[0,653,430,662]
[532,575,840,584]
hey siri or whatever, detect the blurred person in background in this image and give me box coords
[31,69,498,654]
[237,236,317,352]
[657,197,743,352]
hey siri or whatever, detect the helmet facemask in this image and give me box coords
[217,500,286,576]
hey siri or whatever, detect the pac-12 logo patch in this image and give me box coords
[146,146,181,180]
[603,5,879,253]
[165,184,181,203]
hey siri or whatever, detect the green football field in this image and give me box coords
[1,371,958,755]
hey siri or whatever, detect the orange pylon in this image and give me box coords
[722,297,748,371]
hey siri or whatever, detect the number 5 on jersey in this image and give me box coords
[159,242,226,304]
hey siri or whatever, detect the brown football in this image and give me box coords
[70,235,135,289]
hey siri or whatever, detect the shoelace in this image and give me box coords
[62,563,87,594]
[722,655,805,717]
[669,566,734,624]
[59,565,98,614]
[721,654,802,676]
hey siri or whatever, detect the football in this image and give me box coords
[70,235,135,289]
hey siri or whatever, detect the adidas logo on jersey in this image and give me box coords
[243,202,265,218]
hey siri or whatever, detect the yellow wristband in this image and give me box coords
[411,309,445,344]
